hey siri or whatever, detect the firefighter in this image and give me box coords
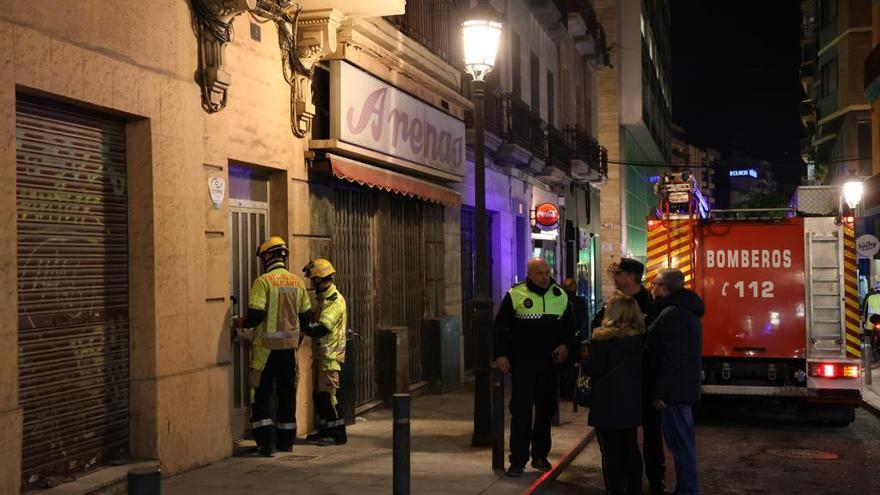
[235,236,312,456]
[302,258,348,446]
[494,257,573,477]
[863,280,880,361]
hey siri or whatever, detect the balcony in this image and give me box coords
[800,99,816,128]
[566,124,607,182]
[541,125,573,179]
[801,21,816,43]
[495,94,546,170]
[529,0,566,38]
[385,0,458,66]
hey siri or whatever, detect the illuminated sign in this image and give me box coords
[649,175,660,183]
[534,203,560,230]
[730,169,758,178]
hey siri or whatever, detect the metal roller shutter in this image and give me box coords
[16,95,129,491]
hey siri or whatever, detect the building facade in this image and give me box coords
[671,124,720,208]
[801,0,872,184]
[595,0,672,294]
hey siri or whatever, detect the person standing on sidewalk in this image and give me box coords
[647,268,704,495]
[862,281,880,362]
[560,278,587,400]
[302,258,348,446]
[585,292,645,495]
[494,257,574,477]
[589,258,664,494]
[235,236,312,456]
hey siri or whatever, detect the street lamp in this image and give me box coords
[843,180,864,210]
[462,2,502,450]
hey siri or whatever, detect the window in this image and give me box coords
[511,31,521,99]
[820,0,837,26]
[547,70,555,126]
[530,51,540,113]
[821,59,838,97]
[858,120,872,176]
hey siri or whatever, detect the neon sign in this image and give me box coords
[730,169,758,178]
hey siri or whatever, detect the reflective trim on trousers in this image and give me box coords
[276,422,297,430]
[326,418,346,428]
[252,418,274,428]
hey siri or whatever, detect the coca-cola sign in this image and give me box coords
[337,61,465,176]
[535,203,560,230]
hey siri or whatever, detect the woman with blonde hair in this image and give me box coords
[585,292,646,494]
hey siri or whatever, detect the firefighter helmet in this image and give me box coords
[256,236,288,258]
[303,258,336,279]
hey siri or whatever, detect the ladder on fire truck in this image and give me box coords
[650,172,701,287]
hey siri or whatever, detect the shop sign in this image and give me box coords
[535,203,560,230]
[337,61,465,176]
[857,234,880,258]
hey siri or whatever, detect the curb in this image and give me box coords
[863,399,880,419]
[522,428,596,495]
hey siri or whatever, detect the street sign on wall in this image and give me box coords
[856,234,880,258]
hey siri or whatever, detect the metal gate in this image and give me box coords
[16,95,129,490]
[333,187,377,405]
[460,207,493,372]
[229,200,268,439]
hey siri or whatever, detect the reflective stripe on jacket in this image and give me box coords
[248,261,311,372]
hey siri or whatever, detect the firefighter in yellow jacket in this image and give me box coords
[302,258,348,446]
[235,236,312,456]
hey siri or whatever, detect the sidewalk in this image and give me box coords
[863,361,880,414]
[162,383,591,495]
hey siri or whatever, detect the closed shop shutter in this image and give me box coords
[333,186,377,406]
[16,95,129,491]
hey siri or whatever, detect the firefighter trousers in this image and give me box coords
[251,349,297,450]
[314,369,347,444]
[509,358,557,466]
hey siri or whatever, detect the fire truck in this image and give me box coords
[646,173,862,423]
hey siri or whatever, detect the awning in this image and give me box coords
[328,154,461,207]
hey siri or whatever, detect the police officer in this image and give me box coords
[494,257,573,477]
[235,236,312,456]
[302,259,348,446]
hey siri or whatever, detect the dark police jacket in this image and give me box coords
[493,280,574,361]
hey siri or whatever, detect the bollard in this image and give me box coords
[128,466,161,495]
[491,367,505,471]
[393,393,411,495]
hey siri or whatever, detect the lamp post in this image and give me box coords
[843,180,871,384]
[462,3,502,447]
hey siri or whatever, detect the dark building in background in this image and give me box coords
[715,155,778,209]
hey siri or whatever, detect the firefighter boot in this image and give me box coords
[252,424,274,457]
[308,392,335,444]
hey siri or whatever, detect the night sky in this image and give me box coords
[671,0,806,193]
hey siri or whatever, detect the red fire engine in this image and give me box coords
[646,173,862,423]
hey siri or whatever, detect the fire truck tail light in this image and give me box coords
[809,363,859,378]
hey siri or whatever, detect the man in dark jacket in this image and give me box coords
[494,258,573,477]
[589,258,664,493]
[647,268,704,495]
[560,278,587,400]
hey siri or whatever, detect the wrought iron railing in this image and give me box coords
[546,125,572,175]
[566,124,607,177]
[386,0,459,66]
[502,93,546,158]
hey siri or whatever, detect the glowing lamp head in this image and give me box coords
[842,181,863,210]
[462,4,502,82]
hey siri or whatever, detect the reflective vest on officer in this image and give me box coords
[509,282,568,320]
[315,283,347,372]
[865,293,880,330]
[248,260,312,373]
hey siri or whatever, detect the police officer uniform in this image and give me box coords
[302,259,348,446]
[494,279,573,473]
[240,236,312,456]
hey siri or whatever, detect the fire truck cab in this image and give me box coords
[646,177,862,424]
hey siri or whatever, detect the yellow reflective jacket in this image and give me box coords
[315,283,347,372]
[248,261,311,373]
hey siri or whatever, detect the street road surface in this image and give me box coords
[547,407,880,494]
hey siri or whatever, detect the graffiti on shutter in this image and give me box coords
[16,95,129,490]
